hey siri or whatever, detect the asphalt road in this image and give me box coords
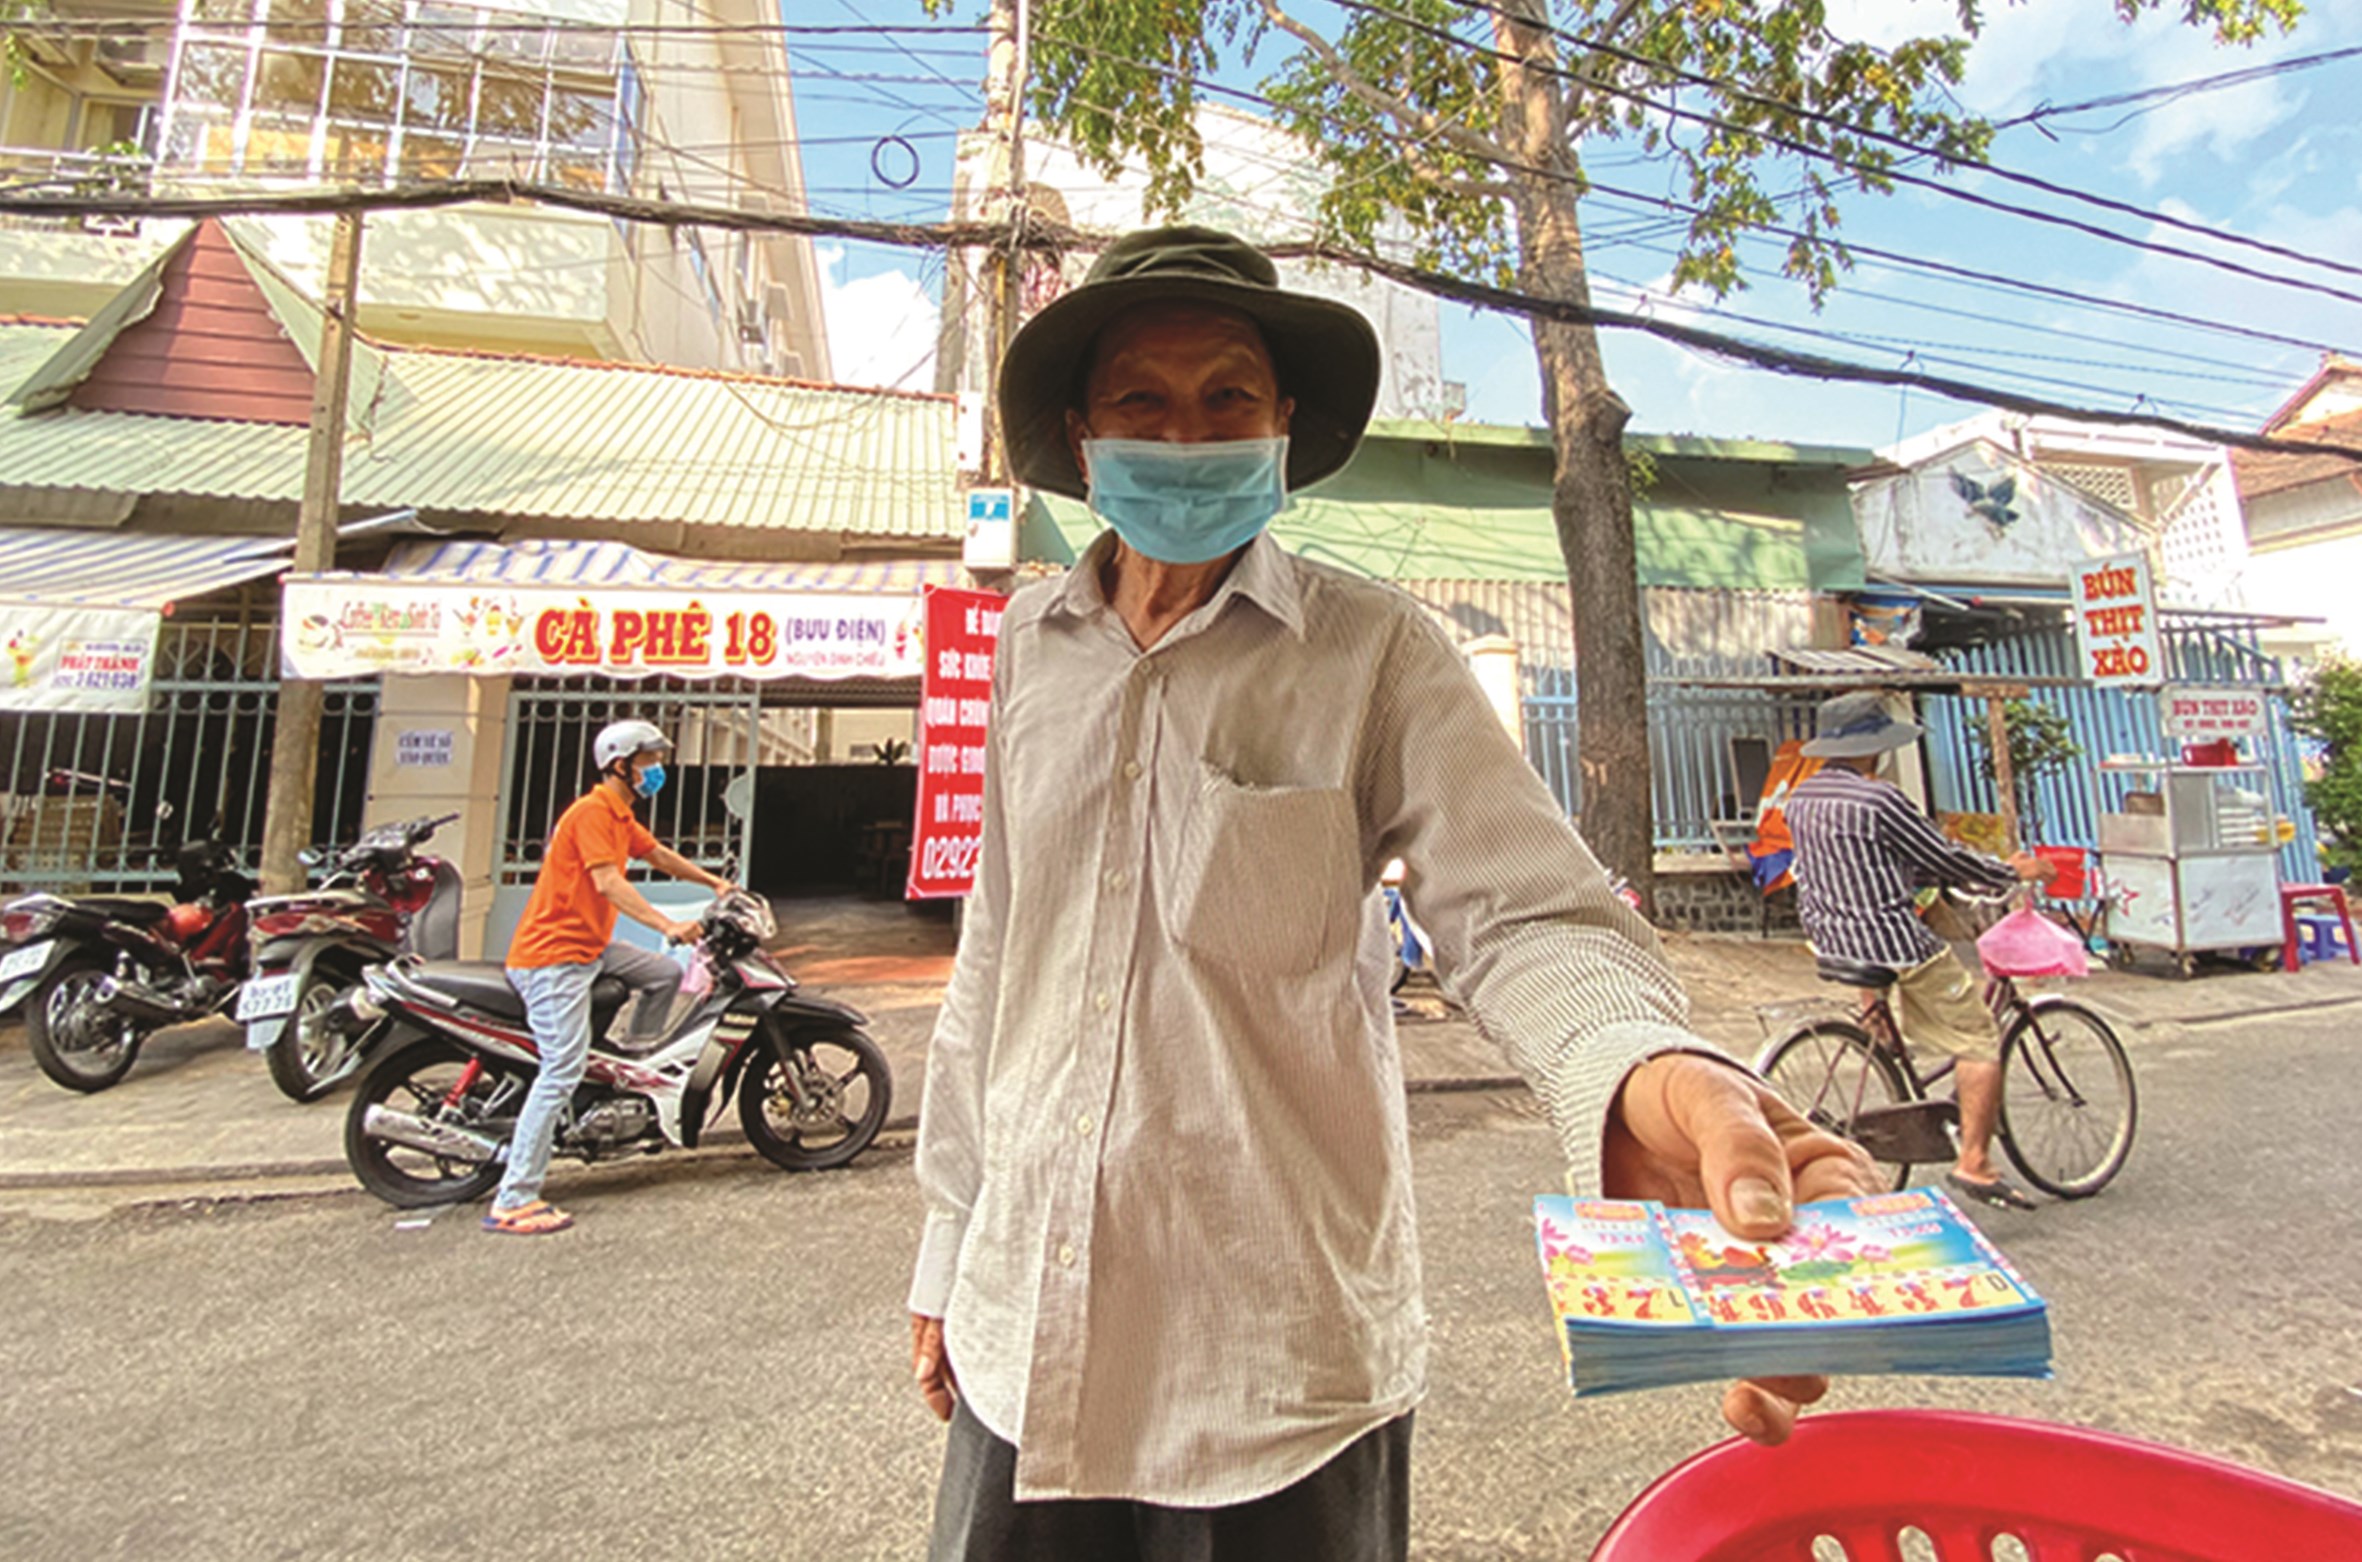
[2,1006,2357,1560]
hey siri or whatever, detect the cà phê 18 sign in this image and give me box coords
[2071,553,2163,689]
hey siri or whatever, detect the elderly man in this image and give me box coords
[908,226,1873,1560]
[1785,690,2056,1212]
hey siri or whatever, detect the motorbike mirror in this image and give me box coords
[156,800,176,824]
[718,853,742,885]
[297,847,322,867]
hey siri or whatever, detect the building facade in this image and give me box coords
[0,0,830,376]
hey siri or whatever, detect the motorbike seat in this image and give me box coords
[1815,955,1902,990]
[73,897,173,925]
[405,960,528,1020]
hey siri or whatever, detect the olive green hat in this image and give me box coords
[998,224,1383,501]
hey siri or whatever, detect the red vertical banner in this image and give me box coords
[907,585,1005,899]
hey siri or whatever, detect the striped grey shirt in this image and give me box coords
[1785,765,2020,966]
[909,529,1719,1506]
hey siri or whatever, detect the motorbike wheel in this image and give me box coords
[25,953,147,1093]
[263,966,364,1103]
[738,1023,891,1172]
[345,1035,512,1208]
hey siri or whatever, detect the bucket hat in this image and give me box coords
[998,224,1382,501]
[1801,691,1923,758]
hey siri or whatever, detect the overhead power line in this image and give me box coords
[1322,0,2362,310]
[6,176,2357,465]
[1027,27,2351,359]
[1427,0,2362,286]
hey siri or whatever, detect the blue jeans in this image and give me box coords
[493,960,599,1213]
[493,943,685,1211]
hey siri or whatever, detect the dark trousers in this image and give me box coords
[927,1399,1412,1562]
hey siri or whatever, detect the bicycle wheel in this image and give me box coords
[1998,998,2138,1198]
[1759,1020,1915,1193]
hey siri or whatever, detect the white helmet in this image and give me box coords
[593,719,672,774]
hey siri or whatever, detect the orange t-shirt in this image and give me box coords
[507,786,658,969]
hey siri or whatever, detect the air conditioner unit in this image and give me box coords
[735,299,765,346]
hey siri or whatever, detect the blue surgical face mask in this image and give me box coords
[634,762,667,799]
[1082,437,1290,565]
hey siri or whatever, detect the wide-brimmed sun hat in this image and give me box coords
[1801,691,1924,758]
[998,224,1382,501]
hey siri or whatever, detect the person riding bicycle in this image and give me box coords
[1784,691,2055,1212]
[483,718,732,1236]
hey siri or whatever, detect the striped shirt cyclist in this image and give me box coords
[1784,765,2020,968]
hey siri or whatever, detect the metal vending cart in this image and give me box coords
[2097,760,2283,975]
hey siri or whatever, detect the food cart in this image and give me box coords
[2096,759,2283,975]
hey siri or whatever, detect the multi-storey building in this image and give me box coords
[0,0,830,377]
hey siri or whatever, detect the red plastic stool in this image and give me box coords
[2279,882,2359,970]
[1591,1410,2362,1561]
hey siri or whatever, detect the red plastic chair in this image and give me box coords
[1590,1410,2362,1561]
[2278,882,2359,970]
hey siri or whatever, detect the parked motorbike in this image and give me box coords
[338,888,891,1208]
[0,837,257,1092]
[240,812,465,1103]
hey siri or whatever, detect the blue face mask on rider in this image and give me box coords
[633,762,667,799]
[1081,436,1290,565]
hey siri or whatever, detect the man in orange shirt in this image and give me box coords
[484,719,731,1235]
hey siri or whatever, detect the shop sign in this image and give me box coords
[0,605,159,712]
[2160,685,2269,740]
[907,586,1004,900]
[280,579,926,683]
[2071,553,2163,688]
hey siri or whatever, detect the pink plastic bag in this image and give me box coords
[1976,906,2090,979]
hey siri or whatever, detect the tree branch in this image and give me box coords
[1259,0,1519,168]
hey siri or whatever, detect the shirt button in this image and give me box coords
[1057,1243,1077,1268]
[1075,1113,1094,1137]
[1094,990,1111,1012]
[1108,869,1129,889]
[1122,761,1143,781]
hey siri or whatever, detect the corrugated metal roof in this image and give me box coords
[0,325,959,542]
[381,537,967,593]
[0,524,292,608]
[0,322,75,404]
[1772,646,1943,675]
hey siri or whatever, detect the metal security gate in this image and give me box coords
[1921,620,2321,882]
[495,679,761,897]
[0,599,375,892]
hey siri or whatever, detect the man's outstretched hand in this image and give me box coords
[1603,1052,1881,1446]
[911,1313,959,1423]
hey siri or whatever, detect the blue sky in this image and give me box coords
[789,0,2362,450]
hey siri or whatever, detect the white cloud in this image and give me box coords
[816,243,938,391]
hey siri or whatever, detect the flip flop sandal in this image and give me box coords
[1946,1171,2039,1212]
[482,1200,575,1236]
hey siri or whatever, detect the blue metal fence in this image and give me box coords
[1920,621,2319,882]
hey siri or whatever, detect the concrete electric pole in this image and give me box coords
[258,209,364,895]
[979,0,1028,487]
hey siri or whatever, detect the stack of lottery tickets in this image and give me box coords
[1531,1188,2052,1394]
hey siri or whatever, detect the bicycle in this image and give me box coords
[1754,893,2139,1199]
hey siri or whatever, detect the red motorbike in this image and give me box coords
[239,812,463,1102]
[0,837,256,1092]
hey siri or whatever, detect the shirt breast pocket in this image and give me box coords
[1166,765,1358,976]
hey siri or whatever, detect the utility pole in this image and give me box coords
[258,210,364,894]
[978,0,1028,486]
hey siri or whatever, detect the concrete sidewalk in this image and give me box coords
[4,898,2358,1199]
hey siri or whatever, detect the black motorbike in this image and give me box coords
[338,889,891,1208]
[0,838,257,1092]
[240,812,465,1102]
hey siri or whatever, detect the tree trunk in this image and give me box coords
[1491,4,1657,915]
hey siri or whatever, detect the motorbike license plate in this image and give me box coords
[237,973,300,1024]
[0,942,49,984]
